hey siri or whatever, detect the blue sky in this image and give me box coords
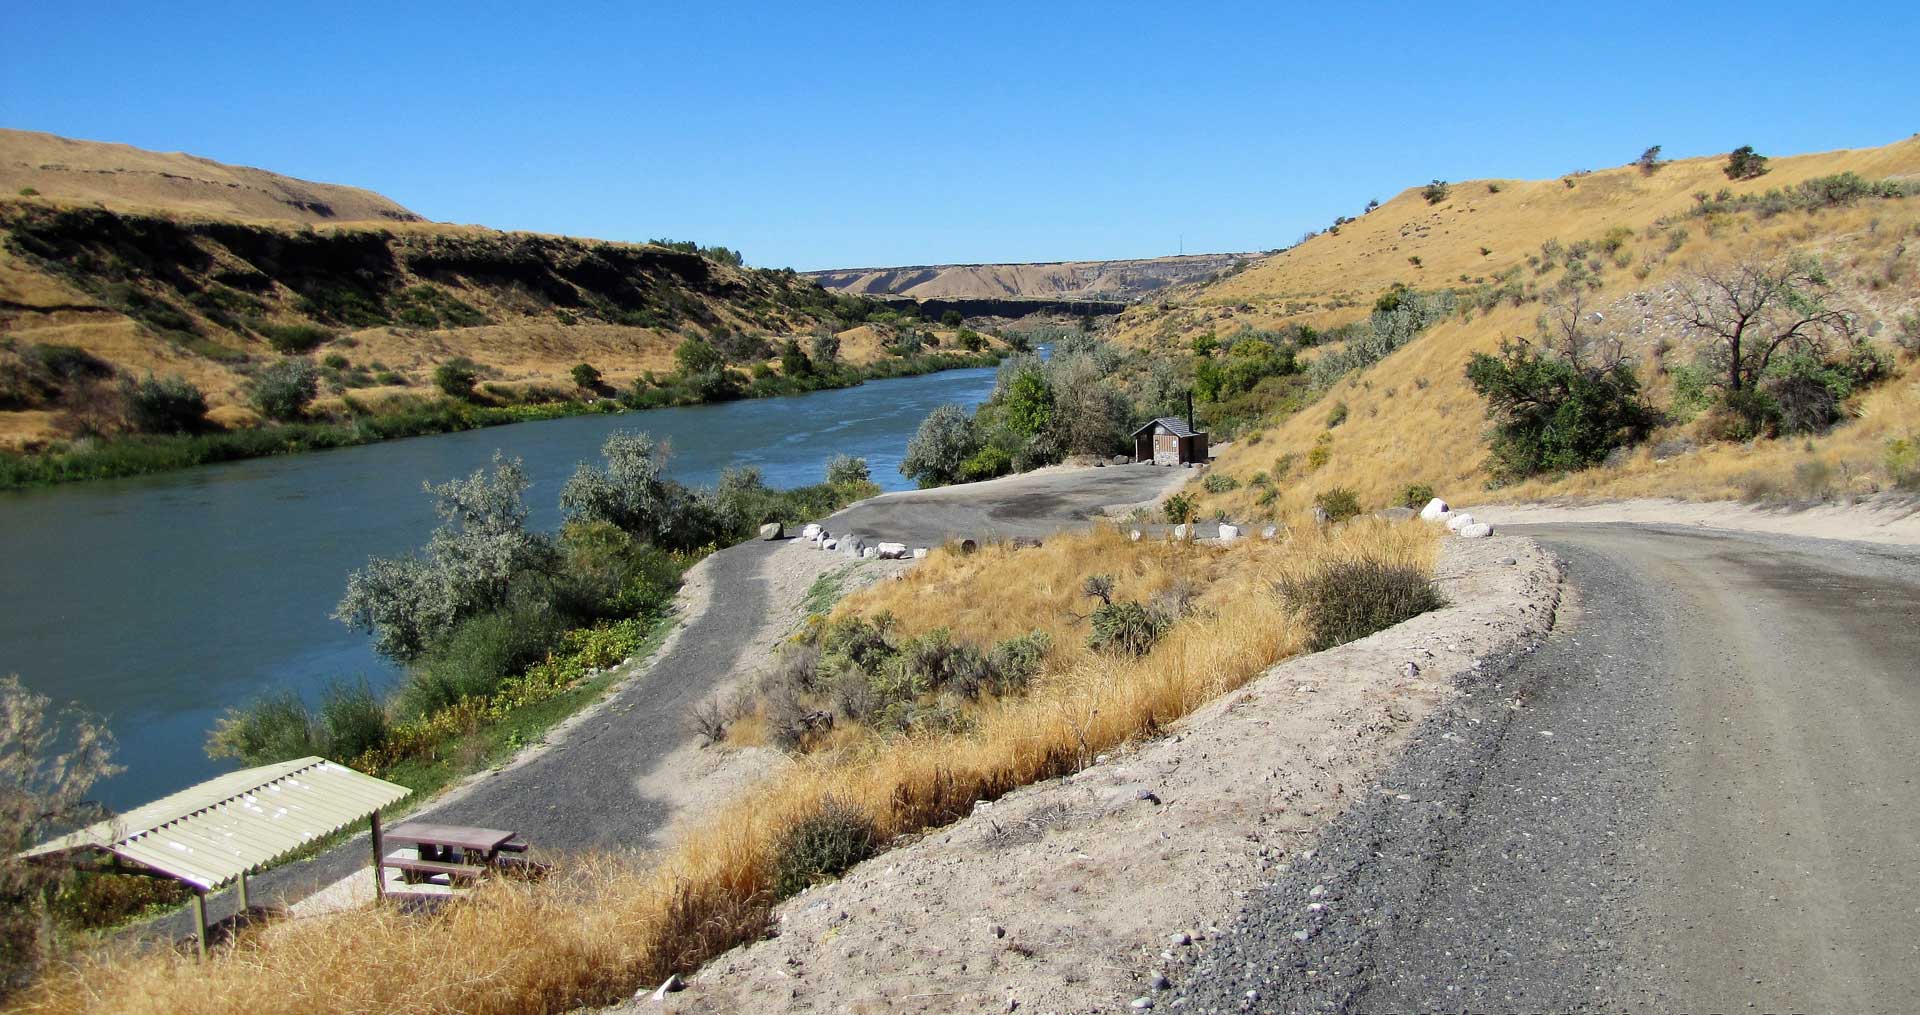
[5,2,1916,270]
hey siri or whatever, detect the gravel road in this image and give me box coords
[1172,524,1920,1014]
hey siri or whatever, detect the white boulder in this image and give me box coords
[1218,524,1241,542]
[759,522,783,540]
[801,523,822,540]
[1173,523,1189,540]
[1445,512,1475,532]
[1419,498,1451,522]
[912,547,929,559]
[877,542,908,559]
[821,538,838,551]
[1458,522,1494,538]
[1261,525,1279,540]
[861,546,878,559]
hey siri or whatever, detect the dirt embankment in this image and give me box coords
[615,533,1561,1014]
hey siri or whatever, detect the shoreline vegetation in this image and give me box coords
[0,349,1001,491]
[7,438,886,948]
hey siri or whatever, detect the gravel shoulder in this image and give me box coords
[1173,523,1920,1014]
[622,533,1561,1014]
[1470,493,1920,545]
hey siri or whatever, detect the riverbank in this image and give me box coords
[0,350,1001,491]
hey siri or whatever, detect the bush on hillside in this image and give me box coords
[1276,558,1446,652]
[571,363,602,390]
[433,357,481,399]
[1314,486,1362,523]
[771,797,877,900]
[1401,482,1436,509]
[1423,180,1450,204]
[1724,145,1770,180]
[248,359,320,421]
[259,323,334,355]
[1162,492,1194,524]
[121,374,208,434]
[1201,472,1239,493]
[1088,600,1166,656]
[1465,339,1655,481]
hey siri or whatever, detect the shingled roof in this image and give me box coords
[1131,416,1201,438]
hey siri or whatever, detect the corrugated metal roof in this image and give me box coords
[1132,416,1200,438]
[18,757,408,890]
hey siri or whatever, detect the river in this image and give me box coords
[0,366,999,808]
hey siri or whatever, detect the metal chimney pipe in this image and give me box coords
[1187,391,1194,433]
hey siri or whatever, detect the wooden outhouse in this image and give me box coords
[1131,415,1208,465]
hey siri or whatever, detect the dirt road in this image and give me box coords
[1175,524,1920,1013]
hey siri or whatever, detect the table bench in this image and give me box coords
[382,852,486,886]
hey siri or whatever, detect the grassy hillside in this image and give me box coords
[1114,136,1920,521]
[1,212,1006,467]
[0,128,422,225]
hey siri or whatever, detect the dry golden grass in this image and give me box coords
[18,521,1437,1015]
[1161,160,1920,521]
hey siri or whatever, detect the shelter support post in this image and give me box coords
[236,870,249,913]
[370,810,386,901]
[191,890,208,963]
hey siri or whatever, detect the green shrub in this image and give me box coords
[1314,486,1362,523]
[571,363,603,390]
[322,353,351,370]
[959,444,1013,482]
[318,679,389,760]
[1700,388,1782,442]
[1201,472,1239,494]
[259,323,334,354]
[1423,180,1450,204]
[1326,401,1348,428]
[986,631,1050,694]
[900,404,980,488]
[248,359,320,421]
[1307,433,1332,471]
[1400,482,1436,509]
[771,797,878,899]
[1162,492,1194,524]
[1088,600,1165,656]
[1277,559,1445,651]
[1885,436,1920,490]
[206,689,316,764]
[825,453,870,487]
[433,357,481,399]
[1465,339,1654,481]
[401,605,567,717]
[1724,145,1770,181]
[120,374,208,434]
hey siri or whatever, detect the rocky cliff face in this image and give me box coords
[806,252,1260,302]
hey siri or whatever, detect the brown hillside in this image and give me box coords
[0,129,422,225]
[0,205,985,451]
[1119,135,1920,521]
[807,252,1258,301]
